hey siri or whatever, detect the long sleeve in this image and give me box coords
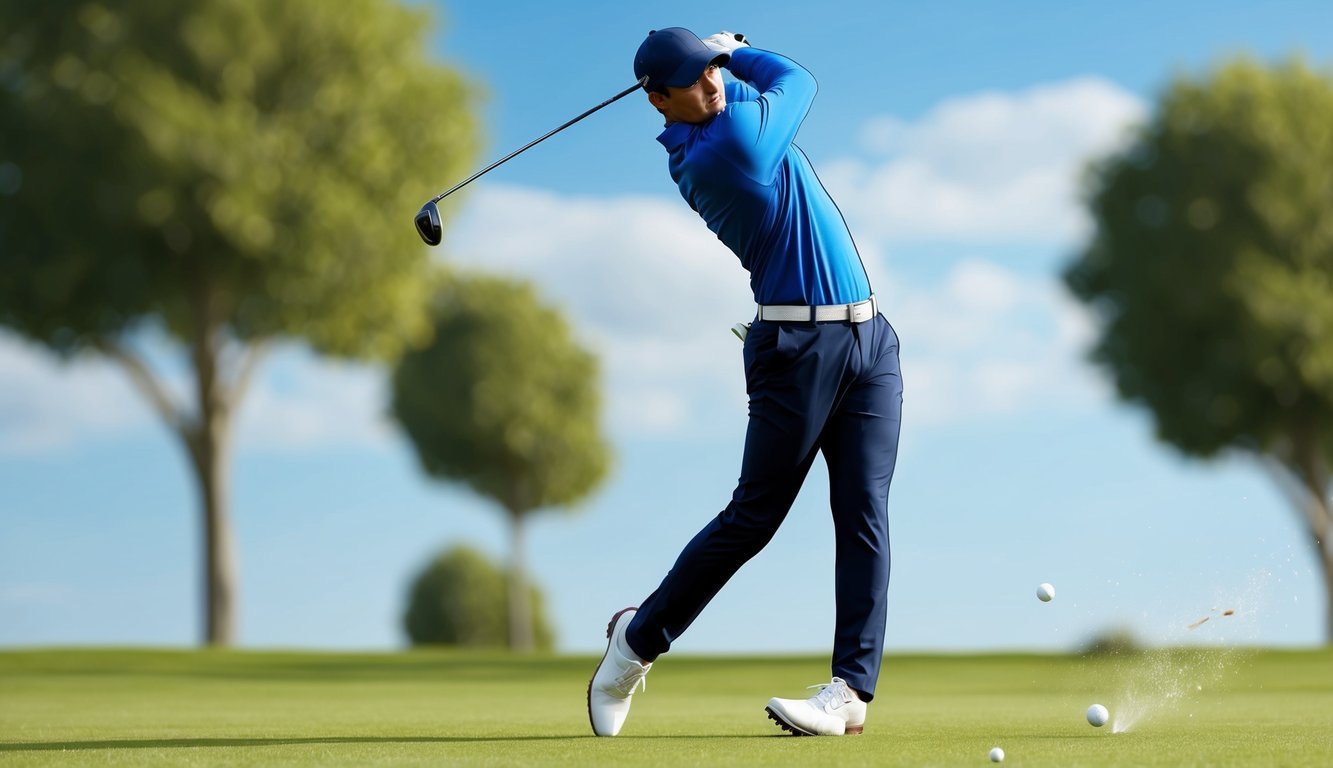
[713,48,818,184]
[654,45,869,306]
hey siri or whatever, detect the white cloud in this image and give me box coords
[824,77,1148,243]
[946,258,1025,315]
[431,76,1144,434]
[443,186,752,334]
[0,331,391,455]
[891,259,1109,425]
[1,77,1139,452]
[443,185,754,436]
[0,333,153,453]
[233,348,394,453]
[444,187,1112,434]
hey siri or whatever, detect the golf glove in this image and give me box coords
[702,31,749,55]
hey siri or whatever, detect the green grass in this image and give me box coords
[1,647,1331,766]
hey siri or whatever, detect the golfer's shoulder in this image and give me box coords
[696,109,752,158]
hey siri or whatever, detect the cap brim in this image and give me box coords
[662,52,729,88]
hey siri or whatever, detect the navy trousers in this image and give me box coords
[625,314,903,700]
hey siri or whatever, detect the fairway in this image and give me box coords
[1,648,1330,766]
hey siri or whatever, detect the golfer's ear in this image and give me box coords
[647,91,668,111]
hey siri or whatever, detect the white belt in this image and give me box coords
[756,296,877,323]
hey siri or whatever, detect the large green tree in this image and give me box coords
[0,1,478,645]
[392,274,611,652]
[1065,58,1333,642]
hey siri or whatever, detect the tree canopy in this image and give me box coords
[392,273,611,651]
[0,0,480,644]
[392,274,611,517]
[1065,57,1333,641]
[1,0,477,357]
[404,544,555,650]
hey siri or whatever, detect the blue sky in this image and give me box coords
[2,1,1331,654]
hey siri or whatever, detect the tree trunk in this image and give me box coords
[103,331,239,646]
[1303,493,1332,644]
[190,392,237,647]
[100,284,265,646]
[1295,471,1333,645]
[1264,436,1333,645]
[187,282,239,647]
[1293,442,1332,645]
[1290,482,1333,643]
[507,511,534,653]
[1324,537,1333,644]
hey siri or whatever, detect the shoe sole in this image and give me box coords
[764,706,864,736]
[586,606,637,737]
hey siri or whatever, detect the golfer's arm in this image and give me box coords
[720,47,817,180]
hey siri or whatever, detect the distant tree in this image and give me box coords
[404,544,555,650]
[1065,58,1333,642]
[1081,627,1143,657]
[0,1,479,645]
[391,274,611,652]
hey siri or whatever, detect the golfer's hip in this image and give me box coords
[755,296,878,324]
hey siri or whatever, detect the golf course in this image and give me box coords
[2,647,1330,766]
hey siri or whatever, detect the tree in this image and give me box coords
[0,1,479,645]
[404,544,555,650]
[391,274,611,652]
[1064,57,1333,642]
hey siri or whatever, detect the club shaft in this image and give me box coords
[428,76,648,204]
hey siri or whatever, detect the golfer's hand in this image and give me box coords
[702,31,749,55]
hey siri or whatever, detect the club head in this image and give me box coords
[414,201,442,246]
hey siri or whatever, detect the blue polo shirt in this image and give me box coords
[656,47,871,307]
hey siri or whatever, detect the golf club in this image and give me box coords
[414,75,650,246]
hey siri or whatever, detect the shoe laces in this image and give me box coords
[611,659,649,697]
[806,677,852,708]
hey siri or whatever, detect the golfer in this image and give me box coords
[588,28,904,737]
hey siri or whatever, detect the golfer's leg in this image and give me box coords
[626,396,821,660]
[626,323,842,661]
[823,319,903,700]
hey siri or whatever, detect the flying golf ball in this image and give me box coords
[988,746,1005,762]
[1036,583,1055,602]
[1087,703,1109,727]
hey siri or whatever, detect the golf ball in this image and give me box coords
[1087,703,1109,727]
[989,746,1005,762]
[1037,583,1055,602]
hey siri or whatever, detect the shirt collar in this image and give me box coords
[656,121,693,152]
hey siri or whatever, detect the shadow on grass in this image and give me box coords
[1,734,781,752]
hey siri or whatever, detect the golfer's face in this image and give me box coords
[663,65,725,124]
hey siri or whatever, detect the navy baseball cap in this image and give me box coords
[634,28,728,91]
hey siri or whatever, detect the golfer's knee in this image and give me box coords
[715,505,785,548]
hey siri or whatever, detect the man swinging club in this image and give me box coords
[588,27,904,737]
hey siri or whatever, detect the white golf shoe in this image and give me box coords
[587,607,651,736]
[765,677,866,736]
